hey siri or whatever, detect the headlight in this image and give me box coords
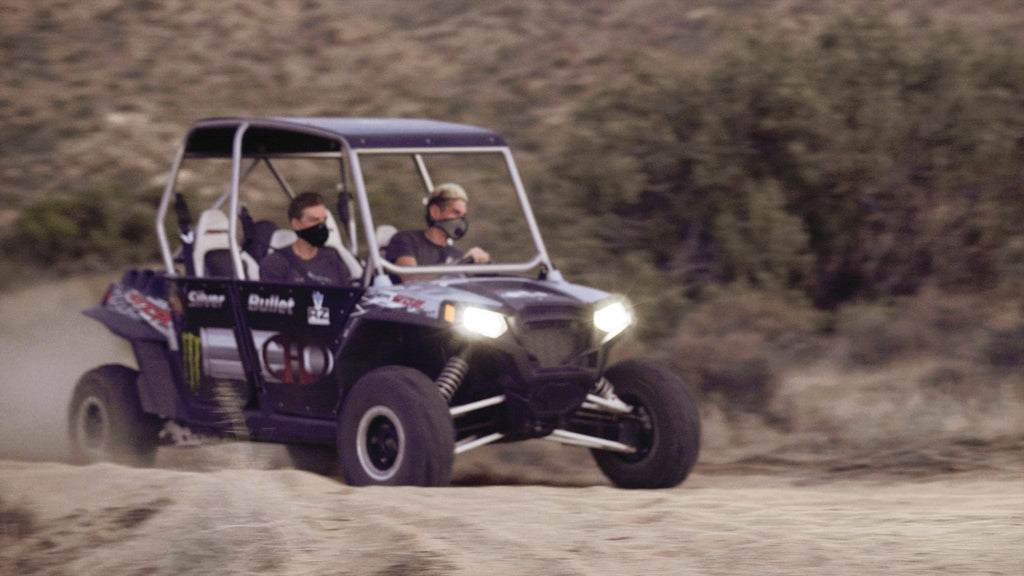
[594,299,632,342]
[450,305,508,339]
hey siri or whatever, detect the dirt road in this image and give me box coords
[1,449,1022,575]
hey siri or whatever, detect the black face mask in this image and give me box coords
[433,216,468,240]
[296,221,329,247]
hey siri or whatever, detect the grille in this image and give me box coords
[519,319,589,367]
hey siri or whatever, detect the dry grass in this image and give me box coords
[659,287,1024,459]
[665,291,822,412]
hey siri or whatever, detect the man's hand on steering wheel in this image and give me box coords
[458,247,490,264]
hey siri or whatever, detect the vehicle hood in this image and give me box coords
[358,276,611,322]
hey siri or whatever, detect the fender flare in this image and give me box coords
[83,307,186,420]
[83,306,166,342]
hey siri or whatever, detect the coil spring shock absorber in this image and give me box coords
[436,352,470,402]
[592,376,620,402]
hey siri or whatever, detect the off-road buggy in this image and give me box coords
[69,118,700,488]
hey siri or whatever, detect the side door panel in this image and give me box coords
[238,282,362,419]
[169,278,253,427]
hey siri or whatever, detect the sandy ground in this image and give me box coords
[2,274,1023,575]
[1,449,1022,575]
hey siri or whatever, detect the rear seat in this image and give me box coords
[192,209,260,279]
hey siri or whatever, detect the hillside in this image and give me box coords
[2,0,1022,209]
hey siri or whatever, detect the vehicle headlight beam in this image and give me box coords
[459,306,509,339]
[594,299,632,343]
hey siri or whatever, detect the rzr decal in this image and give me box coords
[393,294,425,309]
[123,288,173,339]
[307,291,330,326]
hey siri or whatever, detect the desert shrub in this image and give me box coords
[836,304,926,367]
[920,363,968,391]
[0,256,34,291]
[984,325,1024,373]
[837,289,994,367]
[917,362,991,404]
[902,289,988,357]
[677,290,823,361]
[672,330,777,414]
[5,183,160,273]
[908,290,983,336]
[666,291,821,413]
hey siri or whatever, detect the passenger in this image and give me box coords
[260,192,350,285]
[385,183,490,282]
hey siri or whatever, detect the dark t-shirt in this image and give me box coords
[385,230,463,267]
[259,246,350,285]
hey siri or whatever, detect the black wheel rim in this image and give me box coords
[78,396,110,454]
[367,416,398,468]
[356,406,405,481]
[616,397,655,462]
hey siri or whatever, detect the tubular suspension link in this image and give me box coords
[585,376,633,413]
[592,377,620,402]
[436,353,470,402]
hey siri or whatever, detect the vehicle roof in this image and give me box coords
[183,117,507,157]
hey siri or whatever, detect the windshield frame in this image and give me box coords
[349,145,553,285]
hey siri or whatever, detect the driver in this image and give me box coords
[260,192,350,285]
[385,183,489,282]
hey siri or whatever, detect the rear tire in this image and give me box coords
[591,359,701,489]
[337,366,455,486]
[68,365,161,466]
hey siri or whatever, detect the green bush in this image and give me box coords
[5,183,160,273]
[556,5,1024,308]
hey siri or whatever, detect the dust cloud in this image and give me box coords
[0,274,132,461]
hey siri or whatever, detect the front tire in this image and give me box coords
[337,366,455,486]
[68,364,161,466]
[591,359,701,489]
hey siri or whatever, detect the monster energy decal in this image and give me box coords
[182,331,202,393]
